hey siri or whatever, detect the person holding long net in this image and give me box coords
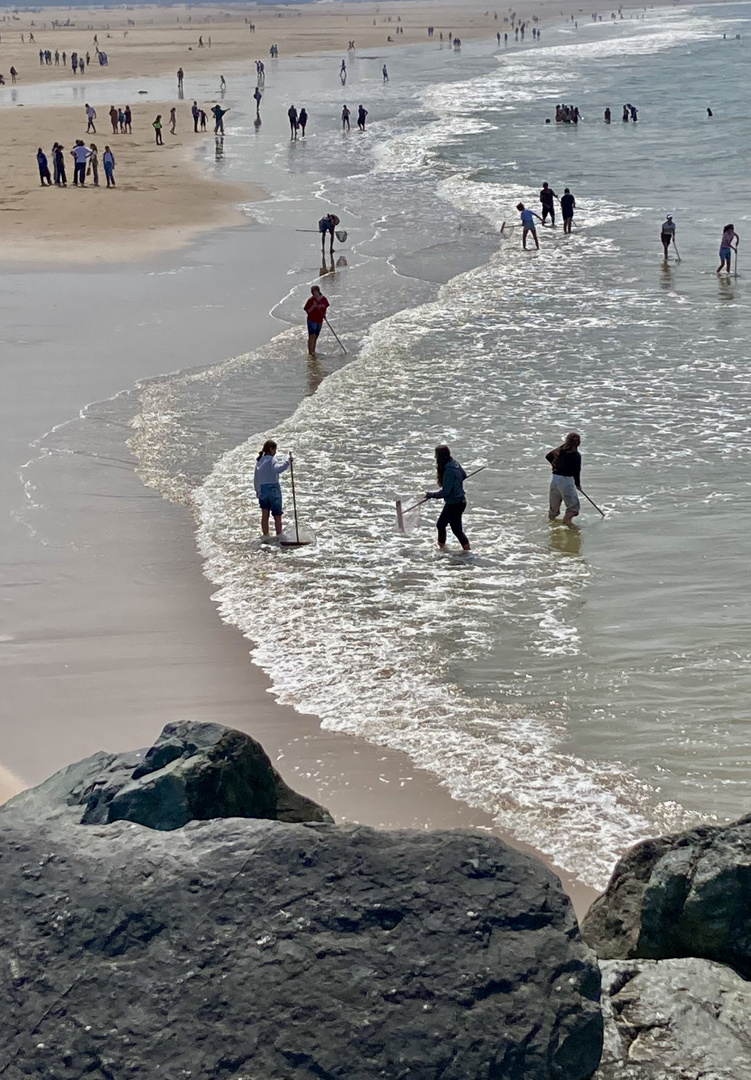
[424,445,471,552]
[254,439,291,537]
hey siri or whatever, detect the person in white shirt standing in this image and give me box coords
[70,140,91,186]
[253,440,292,537]
[85,103,97,133]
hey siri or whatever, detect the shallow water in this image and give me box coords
[28,7,751,888]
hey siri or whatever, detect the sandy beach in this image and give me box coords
[1,0,701,919]
[0,0,646,262]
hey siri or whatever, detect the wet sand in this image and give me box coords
[0,216,598,918]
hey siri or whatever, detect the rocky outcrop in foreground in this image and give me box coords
[581,815,751,978]
[0,723,603,1080]
[594,957,751,1080]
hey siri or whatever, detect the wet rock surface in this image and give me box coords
[581,816,751,978]
[594,957,751,1080]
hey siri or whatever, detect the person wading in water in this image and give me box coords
[546,432,582,526]
[425,445,471,552]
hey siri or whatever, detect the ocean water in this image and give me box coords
[120,6,751,889]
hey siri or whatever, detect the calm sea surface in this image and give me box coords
[36,5,750,888]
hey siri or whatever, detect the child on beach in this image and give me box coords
[716,224,739,274]
[517,202,543,249]
[254,440,291,536]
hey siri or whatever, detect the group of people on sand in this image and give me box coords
[252,432,585,550]
[37,141,116,187]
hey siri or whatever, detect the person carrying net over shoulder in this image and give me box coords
[424,445,471,552]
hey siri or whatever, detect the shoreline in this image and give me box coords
[1,0,706,915]
[0,0,681,264]
[0,209,599,919]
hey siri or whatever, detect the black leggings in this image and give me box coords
[436,500,468,547]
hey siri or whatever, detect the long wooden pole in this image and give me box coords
[289,456,300,543]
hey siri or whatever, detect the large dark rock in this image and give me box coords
[6,721,331,830]
[594,958,751,1080]
[0,733,604,1080]
[581,816,751,978]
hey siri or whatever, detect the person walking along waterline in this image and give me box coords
[660,213,676,259]
[153,115,163,145]
[254,440,291,537]
[304,285,329,356]
[546,433,582,526]
[85,103,96,133]
[716,223,739,275]
[424,445,471,552]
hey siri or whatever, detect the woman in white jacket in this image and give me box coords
[254,439,291,536]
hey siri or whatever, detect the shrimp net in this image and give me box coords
[395,495,427,535]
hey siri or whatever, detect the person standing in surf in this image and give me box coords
[425,446,471,552]
[561,188,576,234]
[304,285,329,355]
[517,202,542,250]
[716,223,739,274]
[254,439,291,537]
[546,433,582,526]
[660,213,676,259]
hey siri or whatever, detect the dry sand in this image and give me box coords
[0,0,636,262]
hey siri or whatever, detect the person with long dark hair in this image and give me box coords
[425,445,470,552]
[253,439,291,536]
[546,432,582,525]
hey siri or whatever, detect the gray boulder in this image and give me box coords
[0,761,603,1079]
[6,720,332,829]
[594,957,751,1080]
[581,816,751,978]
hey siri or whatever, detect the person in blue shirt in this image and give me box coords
[425,445,470,552]
[516,202,543,250]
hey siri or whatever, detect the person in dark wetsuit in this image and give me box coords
[539,181,558,226]
[546,433,582,526]
[425,445,471,552]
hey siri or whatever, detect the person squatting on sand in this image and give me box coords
[254,440,291,537]
[425,446,471,552]
[304,285,329,356]
[547,433,582,526]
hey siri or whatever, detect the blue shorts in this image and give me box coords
[257,483,282,516]
[307,319,322,335]
[720,246,732,260]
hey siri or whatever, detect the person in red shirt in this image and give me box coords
[303,285,329,356]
